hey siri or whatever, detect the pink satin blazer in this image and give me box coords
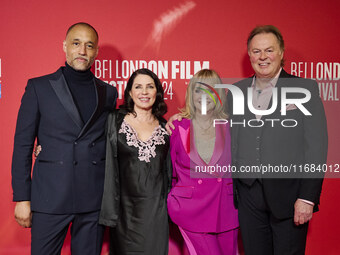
[167,119,238,233]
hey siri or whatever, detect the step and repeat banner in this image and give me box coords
[0,0,339,254]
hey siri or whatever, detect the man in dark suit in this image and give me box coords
[12,22,117,254]
[230,25,328,254]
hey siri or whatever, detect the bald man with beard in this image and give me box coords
[12,22,117,254]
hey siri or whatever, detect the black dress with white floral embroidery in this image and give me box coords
[110,119,170,255]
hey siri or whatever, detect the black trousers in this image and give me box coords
[237,180,308,255]
[31,211,104,255]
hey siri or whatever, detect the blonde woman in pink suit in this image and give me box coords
[167,69,239,255]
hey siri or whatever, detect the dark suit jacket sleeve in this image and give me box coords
[12,79,40,201]
[299,79,328,205]
[99,112,120,227]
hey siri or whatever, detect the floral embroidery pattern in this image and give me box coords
[119,120,168,163]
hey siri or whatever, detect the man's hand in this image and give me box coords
[294,199,313,226]
[165,113,182,135]
[33,145,42,157]
[14,201,32,228]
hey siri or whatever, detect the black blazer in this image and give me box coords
[12,67,117,214]
[230,69,328,219]
[99,110,172,227]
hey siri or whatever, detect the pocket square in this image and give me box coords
[286,104,297,111]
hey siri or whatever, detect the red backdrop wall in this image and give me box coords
[0,0,339,254]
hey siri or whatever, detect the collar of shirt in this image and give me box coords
[251,67,282,91]
[251,68,282,120]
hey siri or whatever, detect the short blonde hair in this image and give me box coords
[180,69,228,119]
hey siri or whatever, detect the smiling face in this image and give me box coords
[63,24,98,71]
[193,82,216,114]
[248,32,283,79]
[129,74,157,111]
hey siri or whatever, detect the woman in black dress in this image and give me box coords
[99,68,172,255]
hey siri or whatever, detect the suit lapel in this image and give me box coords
[49,69,84,129]
[177,120,206,166]
[230,78,253,153]
[78,78,105,138]
[188,123,206,167]
[208,124,225,166]
[262,69,290,121]
[189,121,225,167]
[178,124,190,158]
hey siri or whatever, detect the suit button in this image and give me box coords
[73,161,78,165]
[74,142,78,145]
[115,196,119,200]
[92,161,97,165]
[217,178,222,182]
[198,179,202,184]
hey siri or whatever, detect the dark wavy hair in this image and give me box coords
[119,68,167,119]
